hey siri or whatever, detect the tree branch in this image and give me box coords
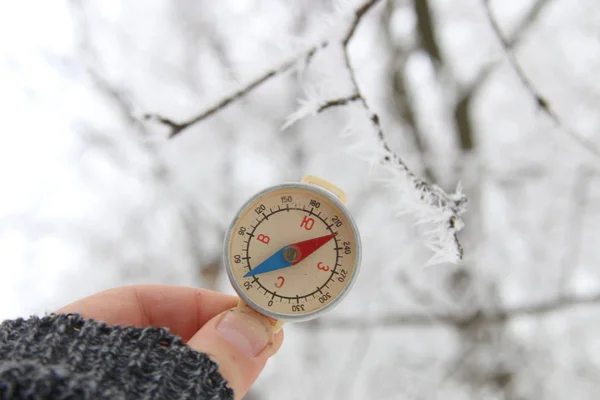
[481,0,600,161]
[414,0,442,65]
[337,0,467,262]
[493,292,600,320]
[454,64,496,151]
[146,0,467,261]
[381,0,437,183]
[505,0,551,50]
[144,42,328,138]
[317,93,361,113]
[314,291,600,329]
[342,0,382,47]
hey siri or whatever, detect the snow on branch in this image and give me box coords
[143,1,381,137]
[281,92,361,130]
[284,0,467,263]
[335,106,467,265]
[343,4,466,264]
[481,0,600,162]
[146,0,468,263]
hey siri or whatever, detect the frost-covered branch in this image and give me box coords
[482,0,600,161]
[146,0,467,262]
[341,0,382,46]
[144,1,384,137]
[317,291,600,329]
[317,93,361,112]
[283,0,467,263]
[144,42,328,137]
[337,0,467,263]
[281,92,361,130]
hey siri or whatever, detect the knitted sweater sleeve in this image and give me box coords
[0,314,234,400]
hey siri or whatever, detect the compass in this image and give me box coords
[223,175,361,330]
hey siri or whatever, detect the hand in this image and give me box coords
[57,285,284,400]
[244,233,336,277]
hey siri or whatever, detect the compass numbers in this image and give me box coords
[300,215,315,230]
[257,234,270,245]
[343,241,352,254]
[317,262,330,272]
[332,215,343,227]
[275,276,285,288]
[318,292,331,304]
[227,185,359,318]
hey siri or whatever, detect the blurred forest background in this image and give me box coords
[1,0,600,399]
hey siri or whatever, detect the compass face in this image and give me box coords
[224,183,361,321]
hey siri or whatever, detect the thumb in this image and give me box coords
[186,306,284,399]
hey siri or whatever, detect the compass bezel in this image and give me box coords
[223,182,362,322]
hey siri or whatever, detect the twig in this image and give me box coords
[317,93,361,112]
[381,0,437,183]
[87,67,145,132]
[145,58,303,137]
[145,42,328,138]
[342,0,382,47]
[490,292,600,320]
[314,291,600,329]
[505,0,551,50]
[144,1,378,138]
[414,0,442,65]
[337,0,467,261]
[481,0,600,161]
[454,63,497,151]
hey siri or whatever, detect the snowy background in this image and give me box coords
[1,0,600,398]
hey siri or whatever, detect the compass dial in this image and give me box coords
[224,183,361,321]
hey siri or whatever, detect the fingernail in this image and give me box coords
[216,310,271,357]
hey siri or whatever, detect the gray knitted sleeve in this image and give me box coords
[0,313,234,399]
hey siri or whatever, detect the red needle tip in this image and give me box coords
[289,233,337,265]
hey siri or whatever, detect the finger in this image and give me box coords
[57,285,238,342]
[187,306,284,400]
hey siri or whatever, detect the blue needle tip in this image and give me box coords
[243,246,293,278]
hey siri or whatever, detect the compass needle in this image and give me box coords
[244,233,337,278]
[289,233,337,265]
[243,247,291,278]
[224,176,361,327]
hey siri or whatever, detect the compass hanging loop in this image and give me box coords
[301,175,347,204]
